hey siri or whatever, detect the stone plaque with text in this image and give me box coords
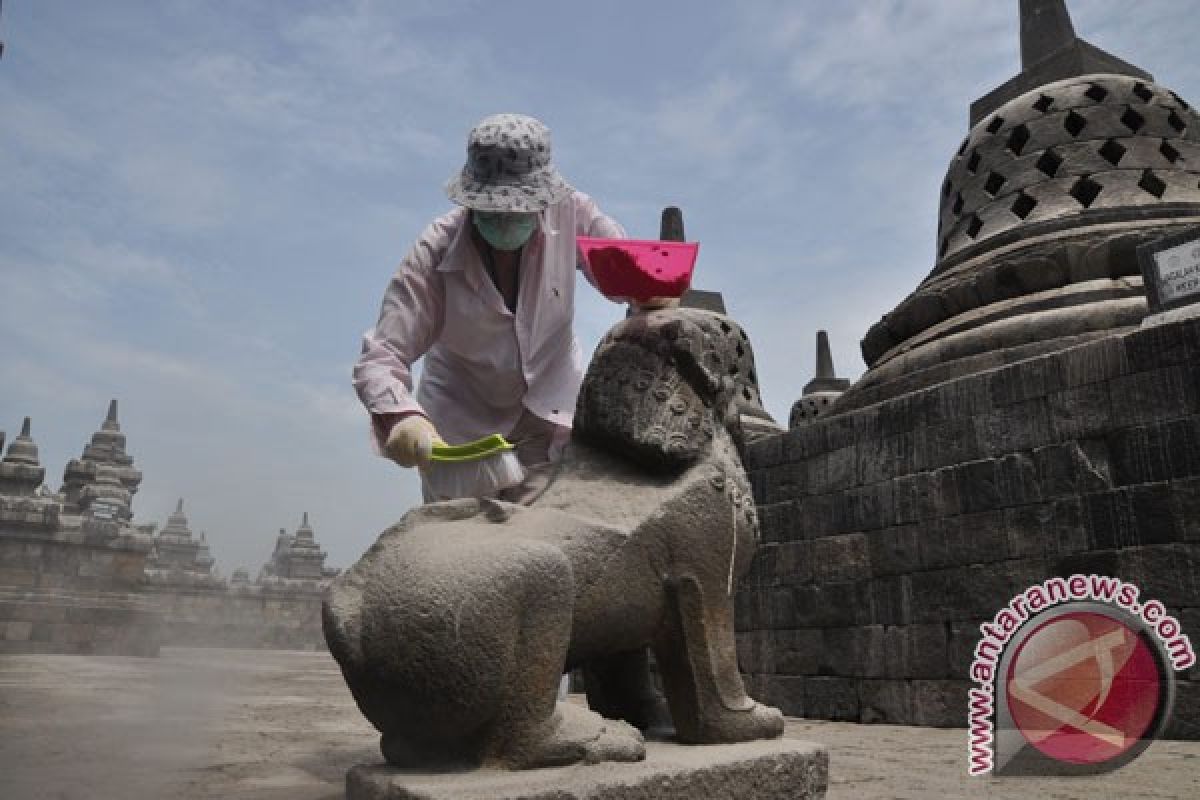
[1138,228,1200,313]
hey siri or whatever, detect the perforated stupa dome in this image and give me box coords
[937,74,1200,266]
[839,0,1200,412]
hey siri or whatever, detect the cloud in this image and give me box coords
[283,2,444,83]
[4,0,1199,581]
[175,46,448,174]
[652,75,769,161]
[0,83,102,163]
[178,51,308,133]
[116,150,237,233]
[67,238,189,287]
[738,2,1012,112]
[282,379,365,431]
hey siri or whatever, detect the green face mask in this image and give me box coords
[473,211,538,251]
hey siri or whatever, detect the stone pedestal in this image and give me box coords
[345,738,827,800]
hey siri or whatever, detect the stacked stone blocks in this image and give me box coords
[738,316,1200,737]
[140,581,327,650]
[0,519,159,655]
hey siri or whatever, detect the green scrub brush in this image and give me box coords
[430,434,514,462]
[423,434,525,500]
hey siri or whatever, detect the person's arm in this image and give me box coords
[352,225,448,456]
[572,191,626,295]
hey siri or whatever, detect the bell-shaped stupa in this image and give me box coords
[149,499,201,568]
[0,418,48,498]
[789,332,850,427]
[60,400,143,519]
[260,513,333,582]
[842,0,1200,410]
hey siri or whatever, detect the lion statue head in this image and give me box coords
[573,308,778,472]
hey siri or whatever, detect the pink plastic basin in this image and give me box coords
[576,237,699,301]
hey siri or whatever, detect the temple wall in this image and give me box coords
[737,315,1200,738]
[142,582,327,650]
[0,522,160,655]
[0,524,147,591]
[0,520,328,653]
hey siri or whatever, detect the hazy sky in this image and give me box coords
[2,1,1196,575]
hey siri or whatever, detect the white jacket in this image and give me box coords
[353,191,625,451]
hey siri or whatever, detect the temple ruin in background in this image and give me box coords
[0,401,338,654]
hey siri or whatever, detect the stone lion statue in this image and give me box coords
[323,308,784,770]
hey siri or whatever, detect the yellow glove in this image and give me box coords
[384,415,443,468]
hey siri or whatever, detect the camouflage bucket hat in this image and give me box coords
[445,114,573,212]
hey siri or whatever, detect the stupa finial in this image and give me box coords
[102,399,120,431]
[814,331,836,380]
[1020,0,1077,69]
[2,417,41,466]
[660,207,685,243]
[803,332,850,396]
[970,0,1152,126]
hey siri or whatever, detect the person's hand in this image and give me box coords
[384,415,443,468]
[633,296,682,312]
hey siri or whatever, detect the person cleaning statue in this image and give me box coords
[353,113,674,503]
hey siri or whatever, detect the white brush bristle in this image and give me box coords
[423,450,525,501]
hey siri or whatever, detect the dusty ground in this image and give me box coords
[0,648,1197,799]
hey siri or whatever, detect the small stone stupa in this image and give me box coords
[145,499,221,585]
[194,532,216,575]
[0,418,46,497]
[648,207,783,439]
[789,332,850,427]
[151,499,201,568]
[663,207,728,314]
[0,417,60,531]
[285,512,327,580]
[260,513,336,583]
[60,400,142,522]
